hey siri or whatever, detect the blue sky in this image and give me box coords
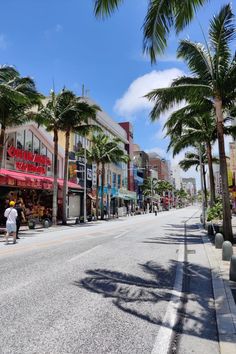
[0,0,235,183]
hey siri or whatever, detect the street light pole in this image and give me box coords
[150,169,153,213]
[83,138,87,223]
[199,145,206,227]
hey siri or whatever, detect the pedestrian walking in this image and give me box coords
[154,205,158,216]
[15,201,26,239]
[4,201,18,244]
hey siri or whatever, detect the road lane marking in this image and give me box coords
[114,230,130,239]
[151,242,184,354]
[67,245,101,263]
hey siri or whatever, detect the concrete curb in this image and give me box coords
[201,233,236,353]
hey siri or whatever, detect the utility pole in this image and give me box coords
[150,169,153,213]
[199,145,206,227]
[83,138,87,223]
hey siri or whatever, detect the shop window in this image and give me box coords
[47,150,53,175]
[25,130,33,152]
[16,131,24,150]
[41,143,47,157]
[7,132,16,149]
[117,175,121,189]
[6,132,16,166]
[112,173,116,188]
[33,135,40,154]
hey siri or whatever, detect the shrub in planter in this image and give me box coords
[207,202,223,222]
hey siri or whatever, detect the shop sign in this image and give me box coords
[7,146,51,175]
[230,142,236,172]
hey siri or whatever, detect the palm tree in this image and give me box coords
[142,176,158,196]
[59,91,100,224]
[0,65,42,169]
[165,105,216,206]
[166,102,236,206]
[146,4,236,241]
[94,0,208,62]
[175,188,188,207]
[87,133,129,220]
[179,149,208,207]
[37,90,78,225]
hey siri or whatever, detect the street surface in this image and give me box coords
[0,207,219,354]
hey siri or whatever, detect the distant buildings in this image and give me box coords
[147,152,170,181]
[182,178,196,195]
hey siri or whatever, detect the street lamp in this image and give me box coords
[83,139,87,223]
[75,138,87,223]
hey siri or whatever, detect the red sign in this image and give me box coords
[7,146,52,175]
[8,146,51,165]
[16,162,46,175]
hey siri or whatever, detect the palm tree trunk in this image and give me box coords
[101,162,105,220]
[0,125,6,169]
[52,129,58,225]
[206,142,216,207]
[96,162,100,220]
[62,130,70,225]
[215,98,233,242]
[202,164,208,208]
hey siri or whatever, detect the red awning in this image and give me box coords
[0,169,82,190]
[57,178,83,190]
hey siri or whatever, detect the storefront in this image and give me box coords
[0,123,82,224]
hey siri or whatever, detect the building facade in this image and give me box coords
[0,122,82,225]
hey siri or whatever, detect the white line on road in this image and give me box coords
[114,230,130,239]
[67,245,101,263]
[151,242,185,354]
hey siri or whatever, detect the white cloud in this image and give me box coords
[44,24,63,38]
[114,68,185,120]
[0,34,7,50]
[55,24,63,32]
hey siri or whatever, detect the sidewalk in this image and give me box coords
[201,217,236,353]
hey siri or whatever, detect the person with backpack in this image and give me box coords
[4,201,18,244]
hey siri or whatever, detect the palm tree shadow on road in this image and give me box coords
[75,260,218,342]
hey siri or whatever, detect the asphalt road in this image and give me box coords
[0,207,219,354]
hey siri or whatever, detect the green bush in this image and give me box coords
[207,202,223,221]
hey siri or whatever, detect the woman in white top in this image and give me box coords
[4,201,18,244]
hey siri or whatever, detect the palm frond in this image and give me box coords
[209,3,235,79]
[177,40,213,79]
[143,0,208,63]
[94,0,123,18]
[146,84,211,121]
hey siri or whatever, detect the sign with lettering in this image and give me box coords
[7,146,51,175]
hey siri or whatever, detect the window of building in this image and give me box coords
[25,130,33,152]
[41,143,47,157]
[47,150,53,175]
[117,174,121,189]
[112,173,116,188]
[16,131,24,150]
[33,135,40,154]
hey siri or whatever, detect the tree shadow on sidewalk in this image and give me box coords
[75,259,218,342]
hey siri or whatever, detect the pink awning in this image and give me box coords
[0,169,82,190]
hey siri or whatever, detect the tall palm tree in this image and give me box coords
[94,0,208,62]
[59,91,100,224]
[37,90,79,225]
[165,102,236,206]
[179,149,209,207]
[87,133,129,220]
[146,4,236,241]
[165,104,216,206]
[0,66,42,169]
[142,176,158,196]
